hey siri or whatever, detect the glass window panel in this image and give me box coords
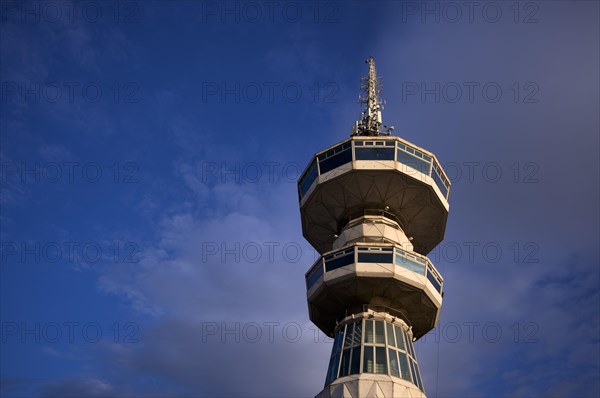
[306,260,324,290]
[427,270,442,293]
[394,325,405,350]
[405,330,415,358]
[432,167,449,198]
[386,323,396,348]
[358,252,393,263]
[344,323,354,348]
[395,252,426,275]
[412,360,424,391]
[325,354,335,386]
[333,330,344,354]
[355,147,395,161]
[333,353,341,380]
[318,148,352,174]
[339,349,351,377]
[326,353,341,386]
[325,252,354,272]
[353,322,362,346]
[397,149,431,175]
[363,346,374,373]
[398,351,412,382]
[299,159,318,198]
[375,347,387,374]
[375,321,385,344]
[389,348,400,377]
[411,359,422,391]
[364,320,374,343]
[350,347,361,375]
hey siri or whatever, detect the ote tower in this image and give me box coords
[297,57,451,398]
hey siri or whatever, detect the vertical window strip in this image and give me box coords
[375,321,385,344]
[363,346,374,373]
[386,323,396,348]
[389,348,400,377]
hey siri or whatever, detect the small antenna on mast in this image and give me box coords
[351,56,394,137]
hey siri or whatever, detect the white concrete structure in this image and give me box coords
[298,57,451,397]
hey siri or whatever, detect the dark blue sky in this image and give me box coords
[1,1,598,397]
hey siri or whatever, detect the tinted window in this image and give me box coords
[395,325,405,350]
[387,323,396,348]
[397,149,431,175]
[389,348,400,377]
[375,347,387,374]
[432,166,449,198]
[364,320,374,343]
[355,147,395,161]
[319,147,352,174]
[375,321,385,344]
[344,323,354,347]
[353,323,362,346]
[405,330,415,358]
[399,351,412,382]
[411,360,422,390]
[350,347,361,375]
[358,252,393,263]
[395,252,426,275]
[306,261,323,289]
[363,346,374,373]
[299,159,318,198]
[427,270,442,293]
[325,252,354,272]
[339,349,351,377]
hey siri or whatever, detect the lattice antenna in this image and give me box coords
[351,56,394,136]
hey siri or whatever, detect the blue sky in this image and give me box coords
[1,1,598,397]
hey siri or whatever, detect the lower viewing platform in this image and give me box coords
[306,243,443,295]
[305,243,444,340]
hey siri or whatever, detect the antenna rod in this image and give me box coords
[365,56,379,125]
[352,56,393,136]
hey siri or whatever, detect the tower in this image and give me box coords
[297,57,451,398]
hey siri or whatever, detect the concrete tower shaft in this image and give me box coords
[332,214,414,252]
[297,58,451,398]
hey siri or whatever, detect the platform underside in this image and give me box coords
[301,170,448,255]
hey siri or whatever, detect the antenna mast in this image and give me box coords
[352,56,394,136]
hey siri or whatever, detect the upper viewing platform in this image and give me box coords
[298,135,451,256]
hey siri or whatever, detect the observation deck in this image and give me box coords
[299,136,451,256]
[305,241,443,339]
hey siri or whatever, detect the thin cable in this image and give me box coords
[435,331,440,398]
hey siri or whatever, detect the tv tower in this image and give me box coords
[298,57,451,397]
